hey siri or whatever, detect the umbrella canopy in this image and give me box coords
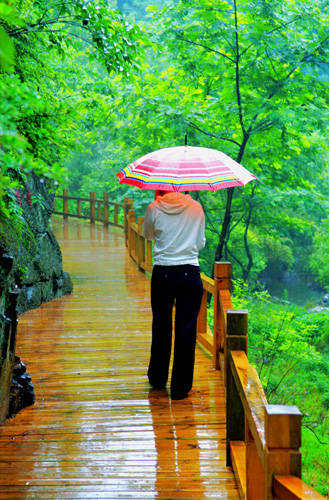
[116,146,257,192]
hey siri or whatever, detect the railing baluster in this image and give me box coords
[213,262,232,369]
[63,189,69,220]
[146,240,153,271]
[124,198,133,246]
[137,217,145,269]
[197,288,208,339]
[90,192,95,224]
[128,209,136,255]
[103,193,109,227]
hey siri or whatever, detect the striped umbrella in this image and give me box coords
[116,145,257,192]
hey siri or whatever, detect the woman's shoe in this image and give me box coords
[171,392,188,400]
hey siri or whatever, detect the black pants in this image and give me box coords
[148,264,203,397]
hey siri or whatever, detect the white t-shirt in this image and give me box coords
[142,192,206,266]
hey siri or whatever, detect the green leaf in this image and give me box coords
[0,26,14,72]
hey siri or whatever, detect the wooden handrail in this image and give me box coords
[122,197,325,500]
[54,189,124,228]
[273,476,325,500]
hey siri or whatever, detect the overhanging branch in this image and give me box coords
[186,121,241,147]
[177,36,236,63]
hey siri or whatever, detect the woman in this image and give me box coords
[142,190,206,400]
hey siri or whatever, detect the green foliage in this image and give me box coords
[230,279,329,494]
[261,235,294,276]
[4,0,146,78]
[302,427,329,497]
[310,218,329,288]
[64,0,329,283]
[0,0,148,252]
[0,207,35,258]
[136,0,329,279]
[0,0,17,72]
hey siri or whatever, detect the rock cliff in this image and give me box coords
[12,175,73,313]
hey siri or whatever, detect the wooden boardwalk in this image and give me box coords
[0,219,239,500]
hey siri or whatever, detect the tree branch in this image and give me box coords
[176,36,236,63]
[242,186,255,281]
[227,246,246,276]
[7,15,75,36]
[302,423,329,446]
[186,121,241,147]
[239,17,302,59]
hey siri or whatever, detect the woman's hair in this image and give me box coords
[155,190,189,199]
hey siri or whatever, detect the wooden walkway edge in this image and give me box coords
[0,218,239,500]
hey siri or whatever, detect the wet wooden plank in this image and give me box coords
[0,218,239,500]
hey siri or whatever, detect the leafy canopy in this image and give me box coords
[0,0,148,226]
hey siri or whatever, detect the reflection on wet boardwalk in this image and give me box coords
[0,218,239,499]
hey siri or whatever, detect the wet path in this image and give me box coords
[0,218,239,499]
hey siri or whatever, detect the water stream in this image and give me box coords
[259,277,325,308]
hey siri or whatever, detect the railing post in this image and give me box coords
[146,240,153,269]
[90,192,95,224]
[226,310,248,467]
[264,405,302,500]
[77,199,81,218]
[63,189,69,220]
[97,201,101,221]
[213,262,232,369]
[137,217,145,269]
[124,198,133,246]
[103,193,109,227]
[197,287,208,339]
[128,209,136,255]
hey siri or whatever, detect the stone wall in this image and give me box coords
[0,175,73,423]
[13,175,73,314]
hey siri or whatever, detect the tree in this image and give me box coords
[0,0,147,233]
[145,0,329,278]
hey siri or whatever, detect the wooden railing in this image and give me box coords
[54,189,124,228]
[123,197,326,500]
